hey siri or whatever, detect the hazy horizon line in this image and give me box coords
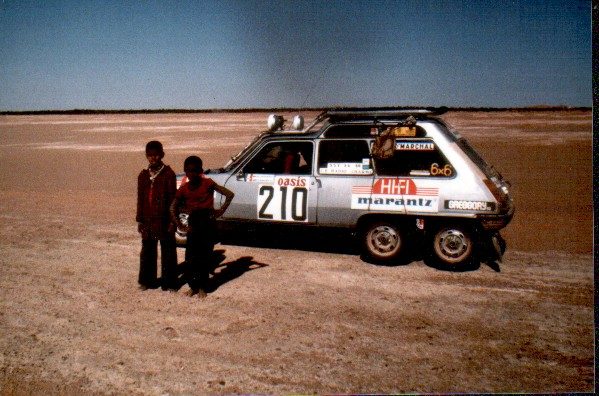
[0,105,591,116]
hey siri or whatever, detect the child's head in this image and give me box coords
[184,155,203,183]
[145,140,164,167]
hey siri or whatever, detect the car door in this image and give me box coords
[223,140,318,223]
[315,138,375,226]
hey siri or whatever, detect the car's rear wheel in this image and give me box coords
[362,221,403,262]
[430,225,474,268]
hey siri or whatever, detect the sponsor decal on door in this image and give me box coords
[257,176,309,222]
[350,178,439,213]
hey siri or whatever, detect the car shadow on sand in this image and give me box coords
[216,225,426,267]
[214,224,502,272]
[217,225,362,256]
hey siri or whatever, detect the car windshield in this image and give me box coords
[221,112,327,172]
[222,132,269,171]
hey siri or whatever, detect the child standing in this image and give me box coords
[170,156,234,298]
[136,141,178,291]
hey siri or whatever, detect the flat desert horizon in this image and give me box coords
[0,110,593,394]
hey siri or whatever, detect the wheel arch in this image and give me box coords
[422,216,482,238]
[356,213,414,231]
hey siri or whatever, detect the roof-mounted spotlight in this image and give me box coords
[267,114,285,131]
[291,115,304,130]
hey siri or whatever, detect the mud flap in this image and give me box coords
[490,232,506,262]
[477,231,506,263]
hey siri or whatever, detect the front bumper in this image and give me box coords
[478,204,515,231]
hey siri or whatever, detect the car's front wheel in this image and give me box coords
[361,221,403,262]
[429,224,474,268]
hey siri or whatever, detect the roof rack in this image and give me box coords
[325,106,448,119]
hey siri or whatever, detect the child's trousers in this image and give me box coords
[139,236,178,289]
[185,209,216,291]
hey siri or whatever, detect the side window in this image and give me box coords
[374,139,454,177]
[243,141,313,175]
[318,140,372,175]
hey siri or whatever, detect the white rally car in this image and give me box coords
[176,108,514,269]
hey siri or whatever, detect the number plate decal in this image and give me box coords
[257,177,309,222]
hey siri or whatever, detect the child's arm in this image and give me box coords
[169,193,183,229]
[136,172,145,234]
[213,184,235,218]
[166,169,177,209]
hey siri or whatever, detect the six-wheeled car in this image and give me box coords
[176,108,514,269]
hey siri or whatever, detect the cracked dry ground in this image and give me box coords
[0,111,594,394]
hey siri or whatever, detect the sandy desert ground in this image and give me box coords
[0,110,593,394]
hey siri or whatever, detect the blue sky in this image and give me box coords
[0,0,591,111]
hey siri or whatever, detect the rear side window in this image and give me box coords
[318,140,373,175]
[455,138,499,179]
[374,138,454,177]
[323,125,372,138]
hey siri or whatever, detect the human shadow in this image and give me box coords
[206,256,268,293]
[173,250,268,293]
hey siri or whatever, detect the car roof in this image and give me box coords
[323,106,448,121]
[261,107,448,139]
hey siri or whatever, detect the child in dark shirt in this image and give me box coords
[170,155,234,298]
[136,141,178,291]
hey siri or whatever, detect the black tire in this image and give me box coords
[361,221,403,262]
[429,224,475,268]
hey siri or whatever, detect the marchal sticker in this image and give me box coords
[395,140,435,151]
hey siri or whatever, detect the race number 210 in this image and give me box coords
[257,185,308,222]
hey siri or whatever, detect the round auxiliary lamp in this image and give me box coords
[267,114,304,131]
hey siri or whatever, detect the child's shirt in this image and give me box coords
[136,164,177,239]
[176,176,216,214]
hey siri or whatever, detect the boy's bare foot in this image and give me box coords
[185,288,207,298]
